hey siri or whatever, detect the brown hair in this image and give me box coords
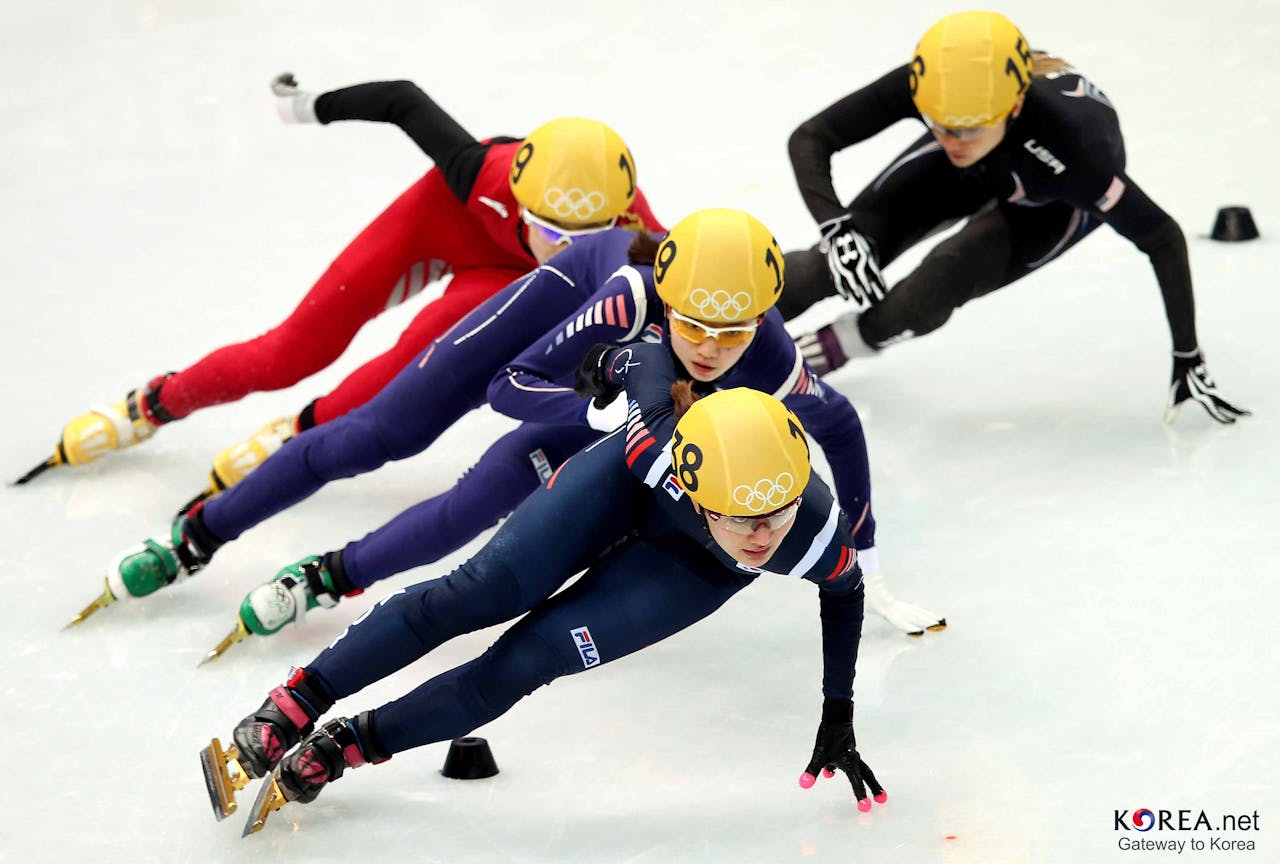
[671,381,700,422]
[628,230,662,265]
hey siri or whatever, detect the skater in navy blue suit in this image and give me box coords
[201,386,889,834]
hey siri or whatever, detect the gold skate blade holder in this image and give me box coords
[200,738,251,821]
[64,579,118,629]
[198,618,251,667]
[242,772,289,837]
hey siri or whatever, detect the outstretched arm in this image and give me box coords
[797,544,885,810]
[272,74,489,202]
[487,262,657,428]
[789,65,917,226]
[1092,176,1250,424]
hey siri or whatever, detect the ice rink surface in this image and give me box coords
[2,1,1277,861]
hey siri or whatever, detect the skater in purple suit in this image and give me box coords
[75,210,943,655]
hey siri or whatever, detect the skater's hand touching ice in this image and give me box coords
[798,698,885,811]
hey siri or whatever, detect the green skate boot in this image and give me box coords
[66,504,223,627]
[200,552,360,665]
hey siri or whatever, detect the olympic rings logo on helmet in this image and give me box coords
[732,473,796,513]
[688,289,752,321]
[543,187,607,221]
[936,111,997,128]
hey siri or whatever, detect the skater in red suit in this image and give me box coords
[22,72,662,495]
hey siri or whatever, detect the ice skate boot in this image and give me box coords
[858,548,946,637]
[242,711,390,836]
[793,317,879,377]
[16,375,174,484]
[201,669,334,821]
[200,553,361,665]
[66,504,223,626]
[180,415,298,513]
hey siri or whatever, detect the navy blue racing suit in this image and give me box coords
[301,427,866,755]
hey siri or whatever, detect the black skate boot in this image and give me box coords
[242,711,390,836]
[199,669,333,821]
[233,670,334,778]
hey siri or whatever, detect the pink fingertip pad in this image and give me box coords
[821,767,835,778]
[873,791,888,804]
[799,772,816,789]
[857,798,872,812]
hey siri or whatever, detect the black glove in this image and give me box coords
[1165,350,1250,425]
[819,216,888,312]
[574,343,622,407]
[798,698,885,811]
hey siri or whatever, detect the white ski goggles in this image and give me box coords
[521,209,617,246]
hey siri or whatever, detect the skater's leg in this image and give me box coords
[158,172,453,419]
[300,430,641,698]
[307,267,520,425]
[858,201,1100,345]
[341,424,599,588]
[198,267,594,543]
[368,537,755,754]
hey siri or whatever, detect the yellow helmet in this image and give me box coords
[910,10,1034,128]
[672,388,811,517]
[653,208,784,323]
[509,117,637,227]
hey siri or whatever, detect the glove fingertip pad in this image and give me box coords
[798,772,816,789]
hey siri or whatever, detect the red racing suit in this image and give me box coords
[153,80,662,428]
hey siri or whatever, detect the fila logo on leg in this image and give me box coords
[528,448,553,483]
[570,626,600,668]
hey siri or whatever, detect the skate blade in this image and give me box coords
[198,618,252,667]
[200,738,252,821]
[242,772,289,837]
[64,579,117,629]
[12,455,58,486]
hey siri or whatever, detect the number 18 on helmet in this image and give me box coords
[672,388,811,518]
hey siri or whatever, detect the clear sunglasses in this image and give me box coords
[921,114,1005,141]
[705,496,803,535]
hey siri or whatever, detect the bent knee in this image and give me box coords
[471,633,570,714]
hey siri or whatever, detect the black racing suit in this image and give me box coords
[783,64,1198,355]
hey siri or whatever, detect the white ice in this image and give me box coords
[2,2,1277,862]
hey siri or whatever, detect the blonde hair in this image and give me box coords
[1031,52,1074,77]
